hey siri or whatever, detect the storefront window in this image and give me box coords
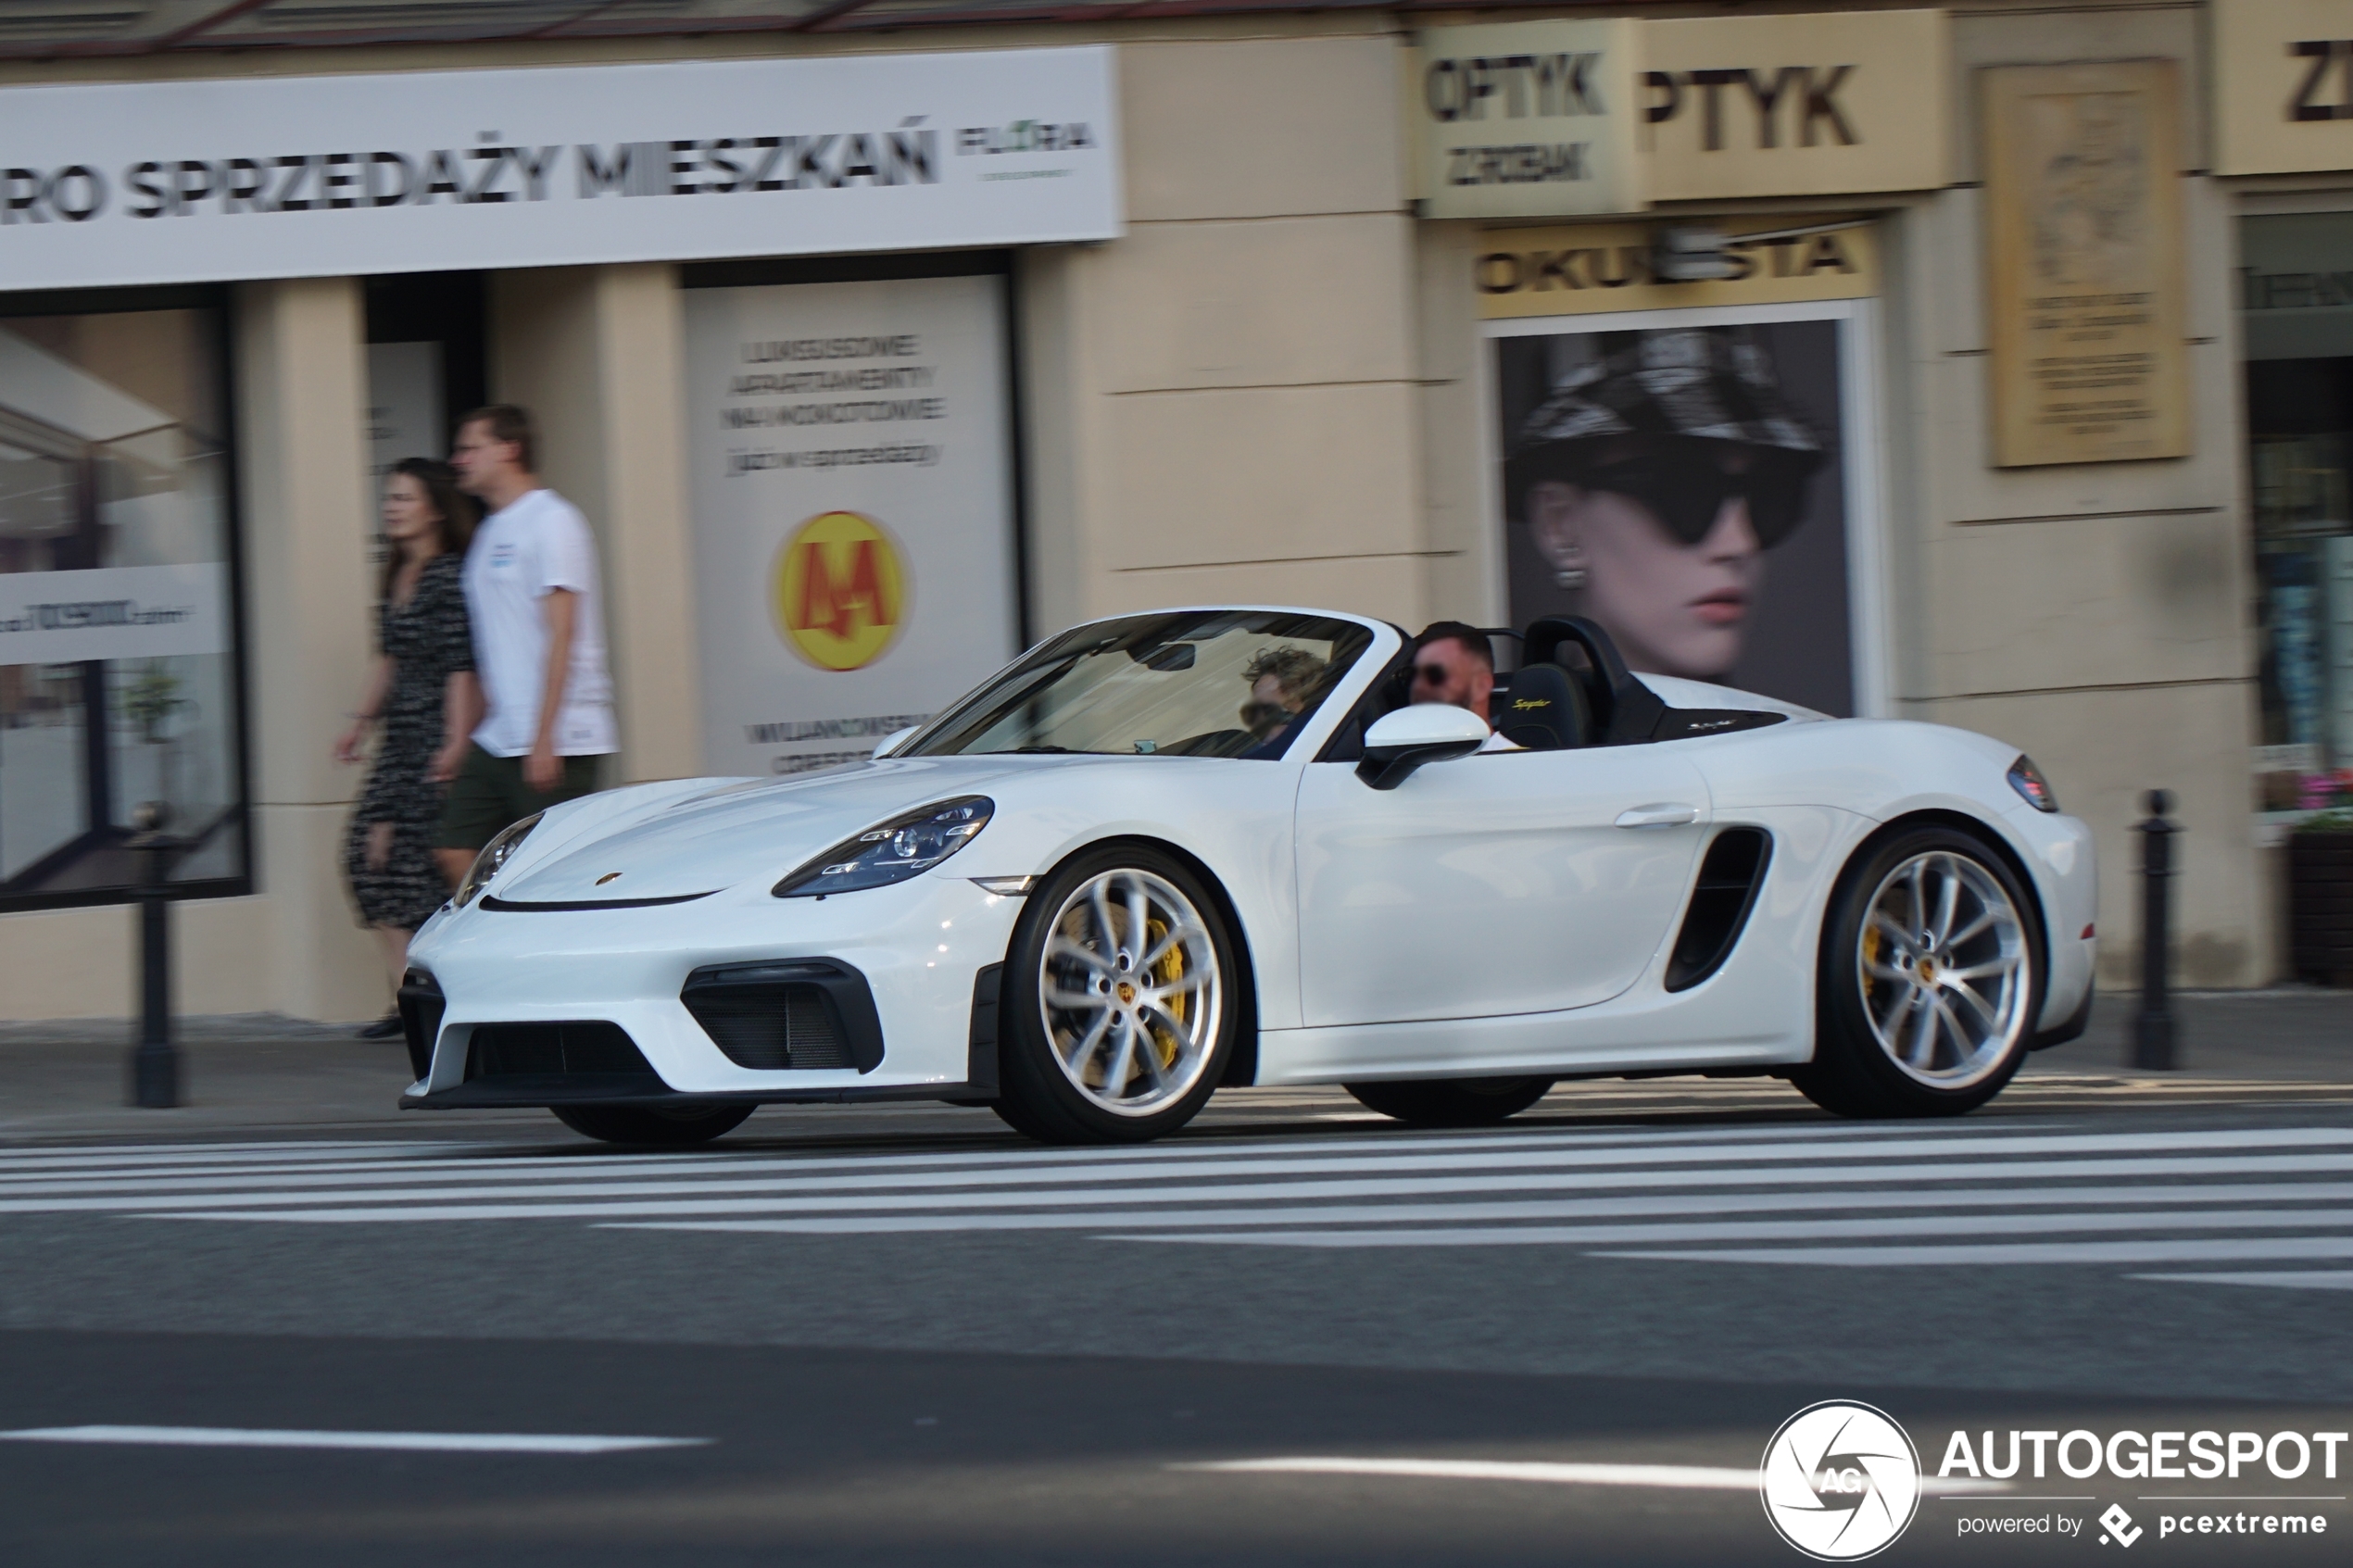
[0,294,245,907]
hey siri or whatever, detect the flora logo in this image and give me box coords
[773,510,906,672]
[1761,1401,1921,1561]
[2099,1504,2143,1547]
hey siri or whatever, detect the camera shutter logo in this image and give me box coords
[1759,1401,1921,1560]
[772,510,907,672]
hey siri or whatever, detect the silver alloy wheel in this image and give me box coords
[1038,867,1223,1117]
[1857,850,2032,1089]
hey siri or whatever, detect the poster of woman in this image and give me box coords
[1494,318,1857,717]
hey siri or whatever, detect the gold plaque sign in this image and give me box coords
[1982,61,2191,468]
[1475,217,1878,320]
[1641,10,1950,201]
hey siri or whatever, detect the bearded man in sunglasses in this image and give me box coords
[1409,621,1520,753]
[1506,327,1822,683]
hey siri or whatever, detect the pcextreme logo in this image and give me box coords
[1762,1401,1922,1560]
[773,509,906,672]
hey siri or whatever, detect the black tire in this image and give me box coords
[551,1103,755,1147]
[1342,1077,1554,1126]
[1792,823,2044,1120]
[993,844,1240,1145]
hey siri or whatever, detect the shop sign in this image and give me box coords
[1641,10,1949,200]
[0,564,228,666]
[683,274,1020,779]
[0,48,1118,292]
[1475,216,1878,320]
[1982,61,2192,467]
[2213,0,2353,174]
[1415,19,1643,220]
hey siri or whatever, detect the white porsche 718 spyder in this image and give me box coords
[399,608,2095,1147]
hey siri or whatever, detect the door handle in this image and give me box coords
[1615,803,1698,829]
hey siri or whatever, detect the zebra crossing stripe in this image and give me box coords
[2129,1271,2353,1290]
[608,1180,2353,1236]
[1587,1236,2353,1267]
[130,1150,2353,1223]
[1103,1208,2353,1249]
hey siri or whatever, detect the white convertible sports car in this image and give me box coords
[399,607,2096,1147]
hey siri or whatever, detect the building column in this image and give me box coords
[233,275,384,1022]
[490,265,700,784]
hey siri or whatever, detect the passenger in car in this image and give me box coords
[1411,622,1521,753]
[1239,646,1328,749]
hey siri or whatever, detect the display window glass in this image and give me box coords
[2243,211,2353,810]
[0,293,245,908]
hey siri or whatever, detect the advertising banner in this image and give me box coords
[1491,312,1861,717]
[1414,19,1643,220]
[683,274,1020,779]
[1982,60,2191,467]
[0,48,1119,291]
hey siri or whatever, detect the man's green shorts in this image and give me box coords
[434,745,603,853]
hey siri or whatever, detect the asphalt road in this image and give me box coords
[3,1069,2350,1566]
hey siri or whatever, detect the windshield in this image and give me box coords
[905,611,1377,759]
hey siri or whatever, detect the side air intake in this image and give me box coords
[1664,828,1773,993]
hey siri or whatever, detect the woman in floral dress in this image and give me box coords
[334,458,479,1038]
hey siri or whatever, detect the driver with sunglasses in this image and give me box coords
[1409,621,1520,753]
[1505,327,1823,683]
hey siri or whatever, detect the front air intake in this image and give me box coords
[465,1022,660,1083]
[1664,828,1773,993]
[681,960,886,1073]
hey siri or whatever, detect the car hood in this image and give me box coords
[495,757,1026,903]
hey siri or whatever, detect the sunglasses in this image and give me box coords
[1569,458,1807,548]
[1412,663,1454,685]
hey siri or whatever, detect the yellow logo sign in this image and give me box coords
[772,511,907,671]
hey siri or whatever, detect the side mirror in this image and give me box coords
[873,726,918,759]
[1355,705,1490,790]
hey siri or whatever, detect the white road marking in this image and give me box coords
[608,1180,2353,1236]
[1111,1209,2353,1249]
[130,1150,2353,1223]
[0,1121,1947,1193]
[1173,1456,2009,1493]
[1588,1236,2353,1267]
[0,1424,709,1454]
[10,1123,2350,1285]
[2127,1270,2353,1290]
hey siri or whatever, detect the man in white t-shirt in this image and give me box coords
[433,404,618,885]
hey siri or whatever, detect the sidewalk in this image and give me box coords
[0,989,2346,1145]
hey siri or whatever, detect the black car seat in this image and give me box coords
[1521,616,1666,745]
[1490,661,1591,750]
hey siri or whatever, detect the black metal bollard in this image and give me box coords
[2133,788,2179,1072]
[128,801,181,1109]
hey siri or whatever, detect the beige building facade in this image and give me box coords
[0,1,2330,1020]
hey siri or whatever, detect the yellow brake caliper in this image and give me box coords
[1145,914,1183,1070]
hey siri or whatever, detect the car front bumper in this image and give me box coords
[398,872,1026,1108]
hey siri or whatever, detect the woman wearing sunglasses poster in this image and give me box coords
[1499,324,1855,716]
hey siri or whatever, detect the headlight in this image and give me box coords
[2007,756,2059,814]
[454,812,543,907]
[774,797,993,897]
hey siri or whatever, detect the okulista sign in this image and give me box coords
[0,48,1118,290]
